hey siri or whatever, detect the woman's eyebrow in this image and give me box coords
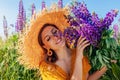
[51,27,55,33]
[44,35,49,40]
[44,27,54,40]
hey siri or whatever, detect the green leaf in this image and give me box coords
[102,56,110,64]
[105,39,110,48]
[89,45,93,56]
[98,53,105,68]
[111,63,120,80]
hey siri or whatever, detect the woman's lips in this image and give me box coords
[56,38,62,44]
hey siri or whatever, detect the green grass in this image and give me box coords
[0,34,41,80]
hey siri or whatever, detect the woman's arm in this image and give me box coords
[88,60,117,80]
[71,56,83,80]
[70,36,90,80]
[88,66,107,80]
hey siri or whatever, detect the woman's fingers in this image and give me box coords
[77,36,86,47]
[81,42,90,50]
[77,41,90,50]
[80,39,89,46]
[76,36,90,58]
[100,66,108,71]
[77,36,90,48]
[80,40,90,47]
[111,60,117,63]
[77,36,83,44]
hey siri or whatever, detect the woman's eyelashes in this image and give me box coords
[45,28,58,41]
[46,36,51,41]
[52,28,57,35]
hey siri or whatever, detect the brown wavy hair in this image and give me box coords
[38,23,59,63]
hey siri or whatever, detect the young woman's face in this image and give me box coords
[41,26,66,50]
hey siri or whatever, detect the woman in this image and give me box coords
[18,9,107,80]
[38,23,107,80]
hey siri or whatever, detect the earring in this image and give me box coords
[47,49,52,56]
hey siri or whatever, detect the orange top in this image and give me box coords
[40,61,68,80]
[39,50,91,80]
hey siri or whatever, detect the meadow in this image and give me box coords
[0,34,41,80]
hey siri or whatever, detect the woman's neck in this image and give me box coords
[55,46,71,61]
[55,46,72,75]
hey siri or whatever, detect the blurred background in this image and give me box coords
[0,0,120,39]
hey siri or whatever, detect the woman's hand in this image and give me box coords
[76,36,90,59]
[88,66,107,80]
[111,60,117,63]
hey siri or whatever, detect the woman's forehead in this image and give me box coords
[42,26,55,34]
[41,26,57,37]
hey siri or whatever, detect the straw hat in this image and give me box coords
[18,6,70,69]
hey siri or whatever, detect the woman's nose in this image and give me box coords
[53,31,62,38]
[54,36,58,40]
[53,31,59,37]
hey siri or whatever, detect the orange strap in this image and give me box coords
[82,56,91,80]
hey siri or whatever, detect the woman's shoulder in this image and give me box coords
[39,61,56,71]
[39,61,68,80]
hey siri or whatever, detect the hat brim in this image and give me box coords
[18,10,70,69]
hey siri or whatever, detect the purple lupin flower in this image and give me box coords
[31,3,36,16]
[70,2,91,22]
[64,2,102,47]
[64,22,101,48]
[64,27,80,48]
[64,1,118,48]
[58,0,63,8]
[15,0,26,32]
[70,2,102,28]
[64,17,102,47]
[113,24,119,40]
[3,16,8,38]
[41,0,46,10]
[118,18,120,22]
[102,10,118,29]
[90,12,102,27]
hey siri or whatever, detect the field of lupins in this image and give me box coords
[0,35,41,80]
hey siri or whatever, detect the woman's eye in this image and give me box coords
[52,29,57,34]
[46,37,50,41]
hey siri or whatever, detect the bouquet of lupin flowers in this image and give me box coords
[64,1,120,79]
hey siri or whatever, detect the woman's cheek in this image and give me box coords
[47,40,54,47]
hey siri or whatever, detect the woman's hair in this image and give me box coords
[38,23,59,63]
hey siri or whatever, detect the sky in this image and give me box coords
[0,0,120,39]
